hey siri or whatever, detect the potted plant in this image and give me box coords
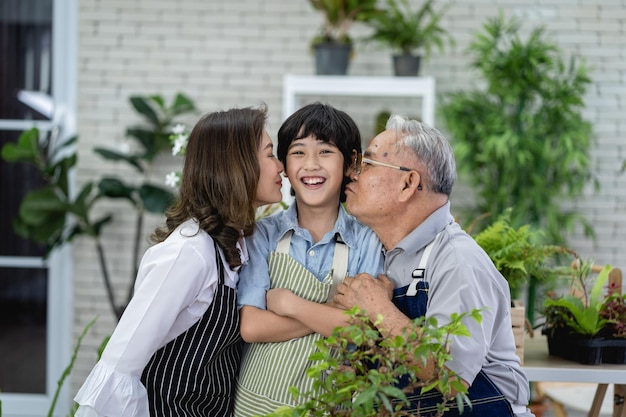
[364,0,454,76]
[308,0,378,75]
[262,307,480,416]
[542,260,626,365]
[470,210,577,326]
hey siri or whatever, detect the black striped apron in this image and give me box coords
[141,241,242,417]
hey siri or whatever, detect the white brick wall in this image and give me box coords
[72,0,626,391]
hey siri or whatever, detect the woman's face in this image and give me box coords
[254,130,284,208]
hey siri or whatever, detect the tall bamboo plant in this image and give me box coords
[1,93,197,320]
[440,15,596,325]
[441,14,596,245]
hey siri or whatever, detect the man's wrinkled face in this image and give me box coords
[345,130,409,226]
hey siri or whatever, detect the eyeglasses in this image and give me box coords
[352,152,413,175]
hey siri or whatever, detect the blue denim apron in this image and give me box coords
[390,238,514,416]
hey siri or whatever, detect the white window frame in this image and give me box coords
[0,0,77,415]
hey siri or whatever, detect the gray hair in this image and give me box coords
[386,115,456,195]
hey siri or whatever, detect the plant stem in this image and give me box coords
[95,239,123,319]
[47,316,98,417]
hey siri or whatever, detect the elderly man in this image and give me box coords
[334,115,534,416]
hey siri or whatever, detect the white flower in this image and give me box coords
[172,123,186,135]
[171,134,187,156]
[170,124,189,156]
[165,171,180,188]
[168,125,189,188]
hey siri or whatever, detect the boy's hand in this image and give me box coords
[266,288,296,317]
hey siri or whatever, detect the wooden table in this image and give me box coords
[522,335,626,417]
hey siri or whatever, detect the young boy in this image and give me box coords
[234,103,384,416]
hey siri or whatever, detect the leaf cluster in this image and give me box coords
[600,290,626,339]
[440,14,596,245]
[544,260,613,337]
[265,307,482,417]
[365,0,454,57]
[308,0,379,45]
[472,210,577,299]
[1,93,197,319]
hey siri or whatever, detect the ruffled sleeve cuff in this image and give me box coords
[74,361,149,417]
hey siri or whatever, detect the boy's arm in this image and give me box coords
[266,288,349,337]
[239,305,314,342]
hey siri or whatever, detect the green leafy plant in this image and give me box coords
[471,211,578,324]
[264,307,482,416]
[365,0,453,57]
[1,93,197,319]
[308,0,379,46]
[440,14,596,246]
[544,260,612,337]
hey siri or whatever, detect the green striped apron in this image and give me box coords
[234,231,348,417]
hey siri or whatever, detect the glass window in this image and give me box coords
[0,266,48,394]
[0,0,58,406]
[0,130,48,258]
[0,0,53,120]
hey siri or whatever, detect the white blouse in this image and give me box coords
[74,219,247,417]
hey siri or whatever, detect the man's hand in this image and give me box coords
[334,273,394,314]
[334,273,413,340]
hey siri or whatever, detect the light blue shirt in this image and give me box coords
[237,203,384,309]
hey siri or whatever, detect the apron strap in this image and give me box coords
[406,233,439,296]
[275,230,292,254]
[274,230,348,301]
[327,234,348,301]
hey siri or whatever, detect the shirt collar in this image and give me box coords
[393,201,454,255]
[277,203,355,248]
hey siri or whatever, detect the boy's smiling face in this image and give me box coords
[285,134,345,210]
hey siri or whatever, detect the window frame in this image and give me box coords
[0,0,77,414]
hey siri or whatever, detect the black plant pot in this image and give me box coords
[393,54,421,77]
[314,43,352,75]
[543,327,603,365]
[542,327,626,365]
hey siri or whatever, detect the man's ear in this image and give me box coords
[399,171,420,202]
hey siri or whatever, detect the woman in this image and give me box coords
[74,106,284,417]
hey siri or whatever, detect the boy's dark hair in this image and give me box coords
[277,102,361,202]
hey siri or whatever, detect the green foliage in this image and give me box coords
[264,307,482,417]
[47,316,98,417]
[1,93,197,319]
[308,0,379,45]
[365,0,454,57]
[440,14,596,246]
[544,261,612,337]
[472,211,576,301]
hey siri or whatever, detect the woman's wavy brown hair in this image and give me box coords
[151,106,266,269]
